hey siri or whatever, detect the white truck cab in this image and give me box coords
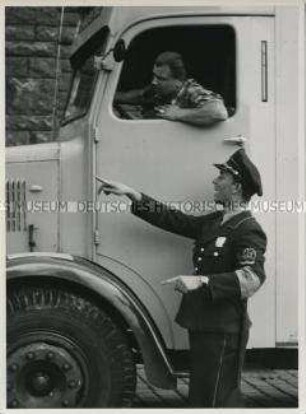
[6,6,301,408]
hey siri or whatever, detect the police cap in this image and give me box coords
[214,148,263,197]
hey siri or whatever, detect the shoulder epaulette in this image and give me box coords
[232,216,255,230]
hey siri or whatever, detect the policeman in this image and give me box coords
[99,148,267,407]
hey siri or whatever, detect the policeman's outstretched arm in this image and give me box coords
[97,177,202,239]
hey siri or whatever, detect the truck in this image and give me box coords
[6,5,301,408]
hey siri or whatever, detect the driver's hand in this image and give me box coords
[156,104,182,121]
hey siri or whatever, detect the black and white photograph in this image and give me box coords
[4,3,304,410]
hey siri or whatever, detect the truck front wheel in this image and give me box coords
[7,285,137,408]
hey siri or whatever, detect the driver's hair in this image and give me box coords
[154,51,187,81]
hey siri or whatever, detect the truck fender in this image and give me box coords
[6,252,177,389]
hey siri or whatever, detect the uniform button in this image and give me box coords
[214,252,219,257]
[195,267,199,272]
[200,248,205,252]
[197,257,202,262]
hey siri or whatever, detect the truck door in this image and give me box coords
[94,14,276,348]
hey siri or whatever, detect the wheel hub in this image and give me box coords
[8,342,84,408]
[29,371,53,395]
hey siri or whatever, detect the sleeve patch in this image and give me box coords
[239,247,257,265]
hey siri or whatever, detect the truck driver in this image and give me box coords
[114,51,228,126]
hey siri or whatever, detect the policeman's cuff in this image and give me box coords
[208,272,241,301]
[187,283,212,302]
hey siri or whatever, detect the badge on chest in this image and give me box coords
[215,236,227,248]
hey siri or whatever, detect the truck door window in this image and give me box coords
[113,25,236,120]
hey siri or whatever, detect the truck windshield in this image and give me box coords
[62,26,109,125]
[62,54,97,124]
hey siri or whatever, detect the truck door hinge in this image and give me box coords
[91,127,100,143]
[93,230,100,246]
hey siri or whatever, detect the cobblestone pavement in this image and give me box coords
[133,366,298,408]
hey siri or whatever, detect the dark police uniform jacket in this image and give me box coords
[132,194,267,333]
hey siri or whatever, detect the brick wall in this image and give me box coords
[5,7,80,146]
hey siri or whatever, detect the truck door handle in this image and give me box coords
[29,185,43,193]
[223,135,247,146]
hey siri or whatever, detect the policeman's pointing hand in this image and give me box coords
[96,177,142,201]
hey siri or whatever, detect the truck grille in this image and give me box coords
[6,180,27,232]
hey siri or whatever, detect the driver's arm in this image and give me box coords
[157,79,228,126]
[158,99,228,126]
[114,89,145,104]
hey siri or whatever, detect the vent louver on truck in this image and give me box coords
[6,180,27,232]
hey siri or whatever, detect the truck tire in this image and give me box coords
[7,285,137,408]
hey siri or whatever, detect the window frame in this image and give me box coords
[61,27,109,126]
[111,19,237,121]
